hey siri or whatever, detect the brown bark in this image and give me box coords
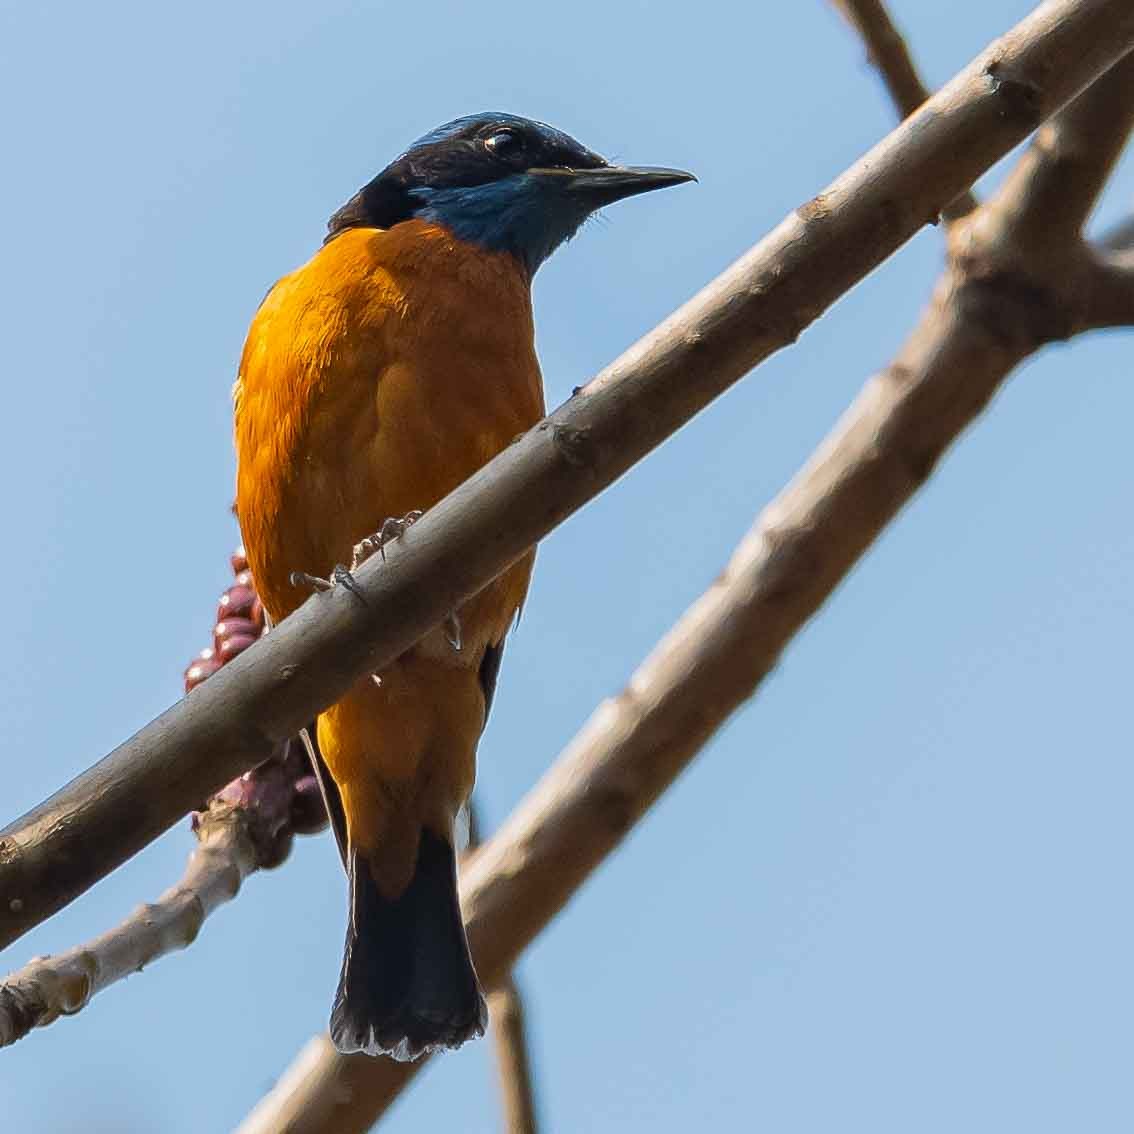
[0,804,256,1047]
[829,0,979,220]
[487,976,539,1133]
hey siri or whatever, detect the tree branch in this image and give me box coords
[3,0,1133,957]
[990,48,1134,244]
[953,49,1134,334]
[0,552,327,1047]
[830,0,929,117]
[0,801,255,1047]
[467,806,540,1134]
[231,26,1134,1134]
[0,736,326,1047]
[829,0,979,221]
[487,978,539,1134]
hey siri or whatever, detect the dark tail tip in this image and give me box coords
[330,830,487,1062]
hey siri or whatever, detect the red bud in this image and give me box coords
[184,651,222,692]
[214,618,260,651]
[218,633,259,662]
[217,584,256,622]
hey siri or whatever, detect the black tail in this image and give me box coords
[330,829,487,1061]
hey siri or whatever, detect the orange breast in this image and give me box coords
[233,221,545,873]
[234,220,545,646]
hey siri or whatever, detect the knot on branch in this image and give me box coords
[985,59,1043,129]
[547,423,595,471]
[0,984,46,1046]
[947,215,1098,350]
[952,268,1076,351]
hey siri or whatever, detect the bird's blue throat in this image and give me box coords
[407,175,589,276]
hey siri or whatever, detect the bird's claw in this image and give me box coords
[289,508,423,604]
[352,510,424,569]
[289,564,366,604]
[289,570,333,593]
[331,564,366,602]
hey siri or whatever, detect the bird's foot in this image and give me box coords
[356,511,458,651]
[351,510,424,569]
[289,563,366,603]
[287,510,424,606]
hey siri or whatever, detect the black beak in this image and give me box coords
[530,164,696,206]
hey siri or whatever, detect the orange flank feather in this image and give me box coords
[233,219,544,1058]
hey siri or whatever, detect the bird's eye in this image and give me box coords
[485,129,524,158]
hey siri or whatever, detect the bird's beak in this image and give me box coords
[529,164,696,206]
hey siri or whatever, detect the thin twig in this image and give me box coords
[0,547,326,1049]
[232,38,1134,1134]
[468,806,540,1134]
[0,737,324,1047]
[830,0,979,220]
[488,978,539,1134]
[3,0,1130,954]
[831,0,929,117]
[0,803,255,1047]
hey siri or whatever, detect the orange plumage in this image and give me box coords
[236,219,542,862]
[234,220,543,1056]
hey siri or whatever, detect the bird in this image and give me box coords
[233,112,692,1061]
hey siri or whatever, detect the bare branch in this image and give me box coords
[991,49,1134,244]
[488,977,540,1134]
[0,735,324,1047]
[3,0,1133,958]
[467,806,541,1134]
[831,0,930,117]
[955,50,1134,334]
[830,0,979,220]
[0,543,325,1049]
[0,803,255,1047]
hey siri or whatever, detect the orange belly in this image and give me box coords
[234,221,544,891]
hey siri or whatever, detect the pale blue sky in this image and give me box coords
[2,2,1132,1130]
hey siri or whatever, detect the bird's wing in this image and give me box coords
[478,640,507,726]
[301,725,348,867]
[261,611,348,866]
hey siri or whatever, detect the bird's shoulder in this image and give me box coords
[250,229,403,344]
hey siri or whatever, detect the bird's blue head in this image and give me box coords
[327,113,694,276]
